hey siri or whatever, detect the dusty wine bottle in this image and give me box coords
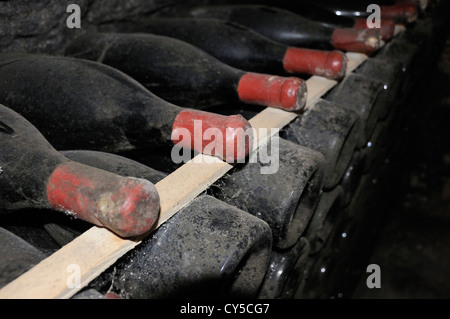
[355,57,405,120]
[209,0,396,6]
[202,0,356,28]
[65,32,310,109]
[0,104,160,238]
[271,0,395,41]
[210,136,325,249]
[325,73,389,148]
[398,0,431,12]
[90,22,348,81]
[0,53,253,163]
[41,150,167,246]
[304,186,344,255]
[281,99,361,190]
[90,195,273,298]
[150,6,382,54]
[299,0,419,23]
[164,1,395,41]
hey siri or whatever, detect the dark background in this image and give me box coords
[352,29,450,299]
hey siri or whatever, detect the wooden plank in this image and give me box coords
[0,51,368,299]
[394,24,407,36]
[346,52,369,73]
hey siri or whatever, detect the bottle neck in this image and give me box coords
[120,92,182,148]
[203,5,337,49]
[331,28,381,54]
[290,1,356,28]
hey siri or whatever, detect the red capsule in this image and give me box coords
[237,73,307,112]
[331,28,382,54]
[381,2,419,23]
[283,47,348,80]
[353,17,395,42]
[172,109,253,163]
[46,162,160,237]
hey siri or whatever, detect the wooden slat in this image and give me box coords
[0,51,368,299]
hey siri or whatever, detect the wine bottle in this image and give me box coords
[304,186,344,255]
[298,0,393,17]
[281,99,361,190]
[299,0,419,24]
[0,104,160,238]
[339,151,366,208]
[65,32,312,110]
[381,0,421,23]
[298,215,361,299]
[0,53,253,163]
[170,1,395,41]
[360,113,399,176]
[210,136,325,249]
[148,6,381,54]
[268,0,395,41]
[73,31,347,83]
[91,195,273,298]
[258,237,310,299]
[102,17,350,78]
[375,41,420,100]
[58,139,323,251]
[325,73,389,148]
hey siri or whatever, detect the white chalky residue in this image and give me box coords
[65,210,78,219]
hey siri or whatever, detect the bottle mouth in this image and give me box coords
[331,28,382,54]
[237,73,308,112]
[171,109,254,163]
[353,17,395,42]
[380,2,419,24]
[283,47,348,80]
[46,162,160,238]
[96,177,161,237]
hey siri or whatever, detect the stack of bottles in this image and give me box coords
[0,0,442,299]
